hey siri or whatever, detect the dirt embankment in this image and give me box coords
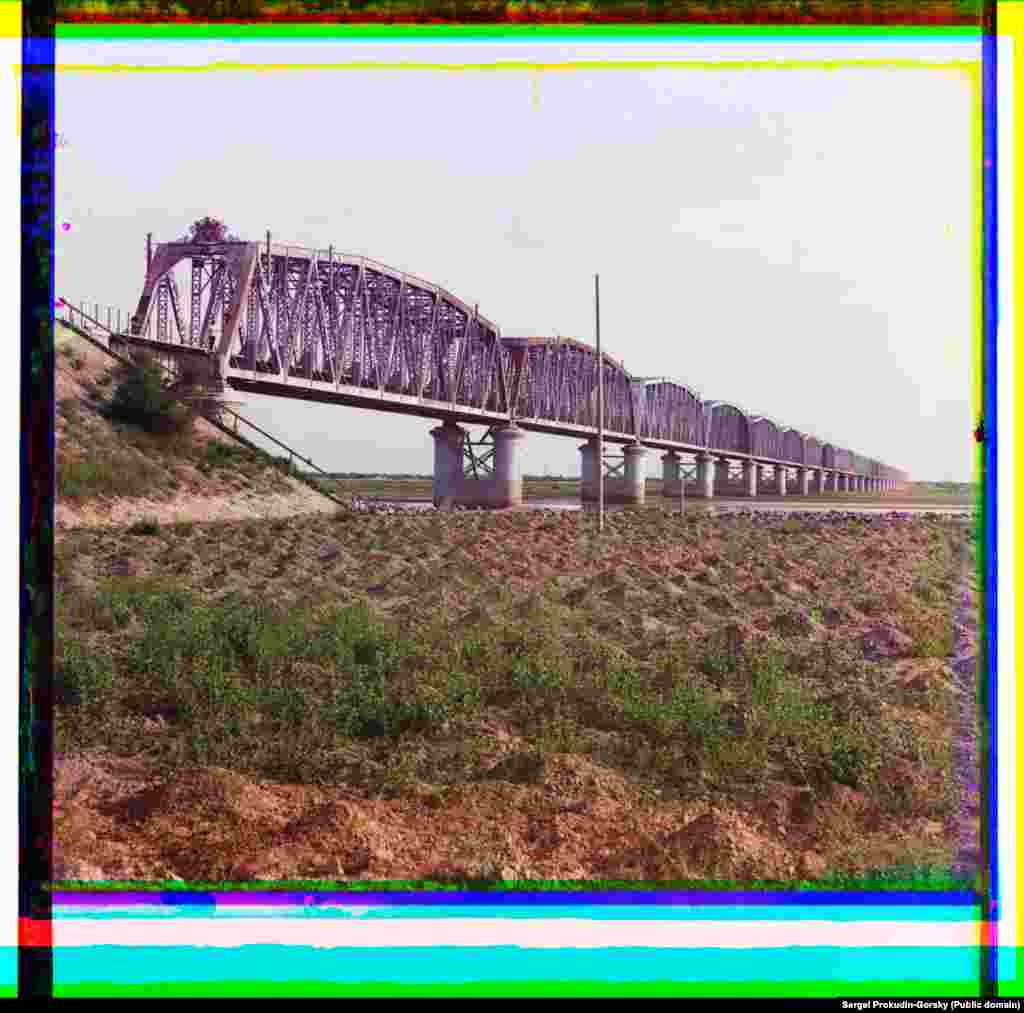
[54,502,979,886]
[55,323,340,531]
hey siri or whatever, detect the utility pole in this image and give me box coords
[595,274,604,534]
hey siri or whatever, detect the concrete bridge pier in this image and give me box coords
[432,421,467,508]
[798,467,811,496]
[486,424,527,507]
[839,474,849,493]
[776,466,787,496]
[695,453,715,498]
[813,469,825,495]
[579,440,597,500]
[824,471,836,493]
[432,422,526,509]
[716,458,730,494]
[742,460,757,497]
[661,451,682,499]
[580,439,647,504]
[623,442,648,505]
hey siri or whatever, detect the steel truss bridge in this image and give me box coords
[68,233,908,485]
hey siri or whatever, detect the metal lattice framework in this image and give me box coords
[804,435,823,469]
[637,378,704,445]
[126,233,909,483]
[704,402,750,455]
[503,336,636,434]
[132,240,510,412]
[748,415,784,460]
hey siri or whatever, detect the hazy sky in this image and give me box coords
[56,40,979,480]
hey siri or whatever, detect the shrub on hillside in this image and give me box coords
[101,351,194,436]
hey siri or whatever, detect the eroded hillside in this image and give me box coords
[55,322,339,530]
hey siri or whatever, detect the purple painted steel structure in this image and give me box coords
[124,234,908,484]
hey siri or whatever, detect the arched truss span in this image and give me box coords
[803,435,823,468]
[823,445,852,472]
[748,416,784,460]
[705,401,750,454]
[636,378,704,446]
[131,240,511,412]
[781,428,805,465]
[125,235,904,478]
[502,335,637,434]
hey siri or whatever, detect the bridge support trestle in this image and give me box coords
[579,439,648,504]
[661,451,683,500]
[432,422,526,509]
[743,460,757,497]
[694,453,715,499]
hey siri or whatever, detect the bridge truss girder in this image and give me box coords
[125,234,906,483]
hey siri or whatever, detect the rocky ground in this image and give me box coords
[52,320,981,887]
[54,504,979,886]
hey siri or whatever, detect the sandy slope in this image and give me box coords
[55,323,339,531]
